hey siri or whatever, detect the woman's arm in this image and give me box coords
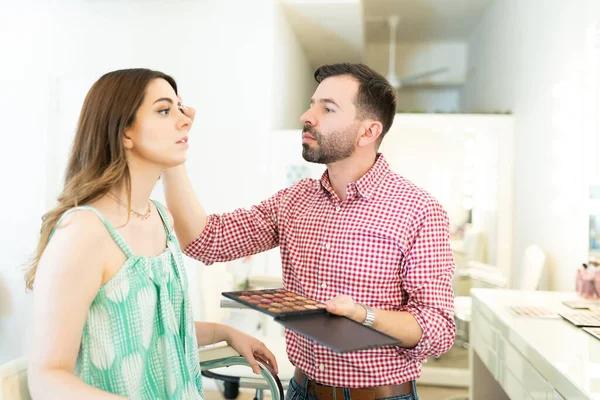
[195,322,278,375]
[28,211,126,400]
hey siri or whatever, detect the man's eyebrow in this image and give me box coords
[310,98,341,108]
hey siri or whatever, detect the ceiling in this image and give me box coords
[282,0,364,66]
[281,0,493,77]
[364,0,493,42]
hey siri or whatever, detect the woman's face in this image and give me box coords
[123,78,191,169]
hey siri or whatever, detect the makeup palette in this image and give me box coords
[222,288,328,318]
[508,306,560,318]
[222,288,401,353]
[559,311,600,327]
[583,327,600,341]
[563,300,600,309]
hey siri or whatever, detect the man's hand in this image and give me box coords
[178,95,196,123]
[325,295,367,324]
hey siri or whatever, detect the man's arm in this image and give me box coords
[163,164,291,265]
[326,297,424,347]
[327,199,456,355]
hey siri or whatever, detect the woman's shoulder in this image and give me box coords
[40,207,114,281]
[151,200,175,230]
[54,207,110,239]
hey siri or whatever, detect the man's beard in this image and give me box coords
[301,124,357,164]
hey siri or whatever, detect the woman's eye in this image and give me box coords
[158,108,170,116]
[325,107,333,113]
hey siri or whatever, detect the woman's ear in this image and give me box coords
[122,130,134,150]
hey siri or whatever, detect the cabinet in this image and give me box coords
[471,289,594,400]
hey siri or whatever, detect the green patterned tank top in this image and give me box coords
[50,201,203,399]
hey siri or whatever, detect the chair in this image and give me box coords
[202,331,293,400]
[199,343,284,400]
[451,229,488,297]
[462,229,488,266]
[516,245,546,290]
[0,345,284,400]
[453,244,546,348]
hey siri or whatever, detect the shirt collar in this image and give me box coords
[319,153,390,200]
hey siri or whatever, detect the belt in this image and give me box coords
[293,368,413,400]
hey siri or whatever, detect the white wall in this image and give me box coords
[0,1,54,366]
[462,0,600,290]
[272,4,316,130]
[0,0,313,363]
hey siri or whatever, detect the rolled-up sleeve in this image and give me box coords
[400,200,456,360]
[183,187,289,265]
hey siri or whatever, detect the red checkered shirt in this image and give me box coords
[184,154,456,387]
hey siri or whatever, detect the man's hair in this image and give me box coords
[314,63,396,141]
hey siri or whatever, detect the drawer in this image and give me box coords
[472,328,498,379]
[497,337,552,400]
[498,367,534,400]
[471,306,498,351]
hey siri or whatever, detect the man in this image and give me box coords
[165,63,455,399]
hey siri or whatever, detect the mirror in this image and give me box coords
[381,113,514,287]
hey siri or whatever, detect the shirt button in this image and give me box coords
[319,364,325,371]
[325,243,331,249]
[335,206,341,212]
[321,282,327,289]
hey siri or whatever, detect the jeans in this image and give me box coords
[286,376,419,400]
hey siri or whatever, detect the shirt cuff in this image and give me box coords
[399,306,431,360]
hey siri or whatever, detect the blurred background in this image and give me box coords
[1,1,600,398]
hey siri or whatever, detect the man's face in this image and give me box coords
[300,75,361,164]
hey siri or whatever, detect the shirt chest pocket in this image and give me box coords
[331,229,404,298]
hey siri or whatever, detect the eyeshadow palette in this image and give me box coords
[559,311,600,327]
[221,288,328,318]
[583,327,600,341]
[222,288,401,353]
[563,300,600,309]
[508,306,560,318]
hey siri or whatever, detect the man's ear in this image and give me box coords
[357,120,383,147]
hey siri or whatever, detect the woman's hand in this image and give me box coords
[224,327,279,375]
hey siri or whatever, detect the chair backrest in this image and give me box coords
[0,357,31,400]
[517,245,546,291]
[463,229,488,264]
[465,260,508,289]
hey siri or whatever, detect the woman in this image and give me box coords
[25,68,277,399]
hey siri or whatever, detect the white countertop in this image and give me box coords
[472,289,600,399]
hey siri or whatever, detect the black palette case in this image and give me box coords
[222,288,401,353]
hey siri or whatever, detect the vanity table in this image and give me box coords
[471,289,600,399]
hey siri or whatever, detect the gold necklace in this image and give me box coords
[108,192,152,220]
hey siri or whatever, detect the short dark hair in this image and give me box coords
[314,63,396,141]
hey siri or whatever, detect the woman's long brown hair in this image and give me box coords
[25,68,178,290]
